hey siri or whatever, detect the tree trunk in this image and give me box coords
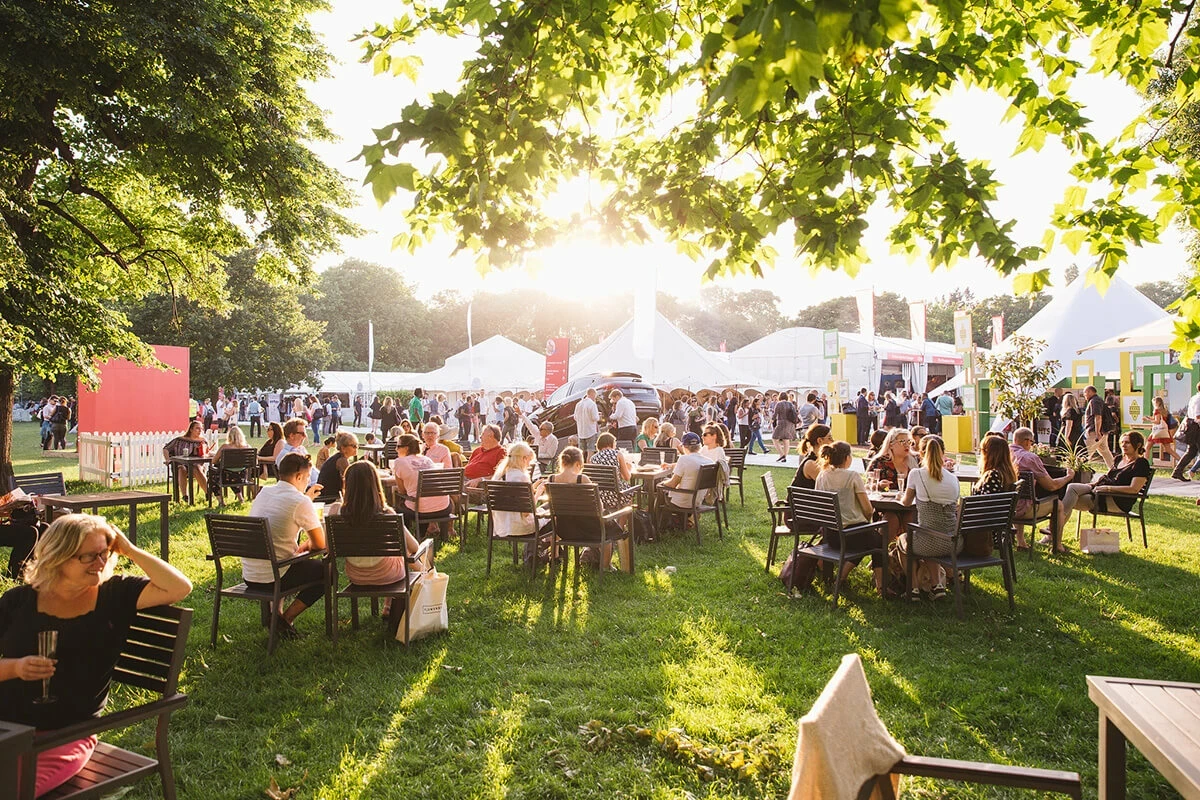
[0,367,15,491]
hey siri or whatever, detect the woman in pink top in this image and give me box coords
[335,461,422,610]
[390,434,451,527]
[421,422,453,469]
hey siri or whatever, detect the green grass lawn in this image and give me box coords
[6,422,1199,799]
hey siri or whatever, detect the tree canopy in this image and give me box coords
[359,0,1200,361]
[0,0,356,481]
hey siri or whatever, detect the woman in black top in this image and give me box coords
[259,422,284,458]
[378,398,401,438]
[792,424,832,490]
[316,432,359,500]
[0,514,191,796]
[1059,393,1083,454]
[1056,431,1151,549]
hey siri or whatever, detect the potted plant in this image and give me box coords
[1032,442,1058,467]
[977,336,1060,429]
[1056,446,1098,484]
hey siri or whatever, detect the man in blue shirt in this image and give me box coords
[247,397,263,438]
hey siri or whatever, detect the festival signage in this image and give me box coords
[544,337,570,397]
[822,329,839,359]
[954,311,973,352]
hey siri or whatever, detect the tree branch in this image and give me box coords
[1168,0,1196,67]
[37,199,130,270]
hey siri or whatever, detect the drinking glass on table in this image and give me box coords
[33,629,58,704]
[896,475,906,495]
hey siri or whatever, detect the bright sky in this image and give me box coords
[305,0,1190,313]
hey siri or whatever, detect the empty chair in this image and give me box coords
[726,447,747,505]
[761,472,793,571]
[642,447,678,465]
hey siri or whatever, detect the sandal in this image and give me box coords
[931,585,947,601]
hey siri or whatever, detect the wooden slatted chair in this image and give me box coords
[382,440,399,463]
[1014,469,1059,559]
[395,468,463,548]
[205,514,329,654]
[641,447,678,465]
[615,438,635,452]
[582,463,640,507]
[761,472,793,571]
[206,447,259,507]
[903,492,1018,619]
[544,482,634,584]
[324,516,434,643]
[8,472,66,496]
[655,463,723,544]
[726,447,748,506]
[1077,473,1152,548]
[787,487,887,608]
[9,605,193,800]
[483,480,546,578]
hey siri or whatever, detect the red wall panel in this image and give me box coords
[77,345,190,433]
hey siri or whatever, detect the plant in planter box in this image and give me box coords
[1056,446,1100,482]
[1032,442,1058,465]
[977,336,1060,429]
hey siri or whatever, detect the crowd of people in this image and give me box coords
[26,396,77,451]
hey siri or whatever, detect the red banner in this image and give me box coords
[77,345,190,433]
[544,337,570,397]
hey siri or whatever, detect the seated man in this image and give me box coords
[519,409,559,468]
[660,432,715,510]
[276,417,317,486]
[421,422,454,469]
[463,424,506,489]
[244,452,326,639]
[1010,426,1074,549]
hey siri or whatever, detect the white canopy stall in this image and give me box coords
[419,335,546,396]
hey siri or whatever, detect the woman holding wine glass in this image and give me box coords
[0,513,192,796]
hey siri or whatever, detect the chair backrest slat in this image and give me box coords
[788,487,842,530]
[112,605,192,696]
[582,463,619,492]
[326,516,410,559]
[956,492,1016,534]
[416,468,464,498]
[762,472,780,506]
[727,448,747,471]
[206,514,275,561]
[545,482,603,517]
[382,441,399,461]
[695,463,720,492]
[643,447,677,464]
[217,447,258,473]
[9,471,66,496]
[484,480,537,514]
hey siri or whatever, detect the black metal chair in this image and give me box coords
[655,463,723,543]
[726,447,747,506]
[8,472,65,496]
[788,487,888,608]
[761,472,792,571]
[544,482,633,583]
[324,516,434,643]
[205,514,329,654]
[904,492,1018,619]
[1014,469,1060,558]
[206,447,259,507]
[8,605,193,800]
[1078,473,1153,548]
[483,480,547,578]
[395,467,464,548]
[642,447,678,465]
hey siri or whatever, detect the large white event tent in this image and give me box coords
[728,328,964,395]
[1077,316,1182,354]
[569,312,763,389]
[931,273,1168,396]
[418,335,545,394]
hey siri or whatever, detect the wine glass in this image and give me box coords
[33,630,58,704]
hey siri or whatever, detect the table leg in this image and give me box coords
[187,467,196,506]
[160,499,169,562]
[169,465,179,503]
[127,503,138,549]
[1098,712,1126,800]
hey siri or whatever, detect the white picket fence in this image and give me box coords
[79,432,179,488]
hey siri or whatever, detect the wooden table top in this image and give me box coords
[168,455,211,464]
[40,490,172,505]
[631,465,673,479]
[1088,675,1200,799]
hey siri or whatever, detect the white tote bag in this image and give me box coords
[397,568,448,644]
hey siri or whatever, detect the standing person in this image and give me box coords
[797,392,819,437]
[368,395,382,434]
[1104,391,1122,455]
[0,514,192,797]
[882,391,903,429]
[723,391,738,435]
[609,389,639,444]
[39,396,57,450]
[1082,385,1114,469]
[935,389,955,423]
[771,391,798,463]
[501,397,519,444]
[1043,388,1063,446]
[353,395,364,427]
[247,396,263,438]
[1059,391,1083,455]
[408,388,426,427]
[48,398,71,450]
[328,396,341,434]
[1144,396,1179,468]
[307,397,324,443]
[244,453,326,638]
[921,392,940,434]
[574,388,601,456]
[736,400,750,448]
[747,399,769,455]
[456,397,472,444]
[1171,381,1200,481]
[470,393,483,442]
[378,397,401,438]
[898,392,912,429]
[867,391,881,437]
[855,389,870,445]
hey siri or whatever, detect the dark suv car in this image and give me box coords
[532,372,662,439]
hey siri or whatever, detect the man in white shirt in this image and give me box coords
[1172,381,1200,480]
[574,388,600,455]
[609,389,638,443]
[661,432,715,509]
[244,452,326,638]
[247,397,263,438]
[276,418,318,486]
[520,411,559,466]
[39,396,57,450]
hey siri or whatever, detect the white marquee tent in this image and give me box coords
[931,273,1169,396]
[569,312,764,389]
[419,335,546,393]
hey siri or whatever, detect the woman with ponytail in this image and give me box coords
[813,441,883,592]
[791,424,832,490]
[900,434,962,599]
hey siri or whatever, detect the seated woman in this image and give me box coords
[0,514,191,797]
[333,461,422,600]
[634,418,659,453]
[316,432,358,502]
[654,422,683,453]
[813,441,881,592]
[589,433,634,510]
[792,424,832,491]
[699,424,730,487]
[314,436,336,469]
[162,420,208,501]
[391,433,451,535]
[1055,431,1151,552]
[899,434,961,599]
[865,429,888,461]
[490,442,547,539]
[546,446,621,570]
[968,433,1018,555]
[206,424,253,501]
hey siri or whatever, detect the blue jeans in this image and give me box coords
[312,424,321,443]
[748,428,768,454]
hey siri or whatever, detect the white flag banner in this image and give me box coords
[909,302,926,345]
[368,320,375,373]
[855,289,875,340]
[991,315,1004,349]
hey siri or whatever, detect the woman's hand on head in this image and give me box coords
[110,527,137,557]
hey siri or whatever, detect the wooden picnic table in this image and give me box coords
[1088,674,1200,799]
[38,491,173,561]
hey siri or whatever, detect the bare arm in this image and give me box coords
[856,487,874,518]
[1095,477,1147,496]
[110,529,193,609]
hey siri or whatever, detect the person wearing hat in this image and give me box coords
[659,431,715,510]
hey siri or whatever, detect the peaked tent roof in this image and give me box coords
[299,370,420,394]
[1077,315,1184,354]
[418,335,545,392]
[570,312,764,388]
